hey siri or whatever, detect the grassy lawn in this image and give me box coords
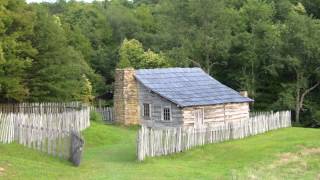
[0,122,320,180]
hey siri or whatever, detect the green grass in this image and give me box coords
[0,122,320,180]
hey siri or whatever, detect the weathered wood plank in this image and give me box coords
[0,102,90,160]
[137,110,291,161]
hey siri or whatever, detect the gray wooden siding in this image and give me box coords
[137,82,183,128]
[137,81,250,128]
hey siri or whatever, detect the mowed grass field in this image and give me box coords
[0,122,320,180]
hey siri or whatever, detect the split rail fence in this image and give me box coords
[0,102,90,160]
[137,110,291,161]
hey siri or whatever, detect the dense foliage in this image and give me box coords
[0,0,319,126]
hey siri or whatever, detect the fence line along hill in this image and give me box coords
[0,102,90,160]
[137,111,291,161]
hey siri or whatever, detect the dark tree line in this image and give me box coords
[0,0,319,126]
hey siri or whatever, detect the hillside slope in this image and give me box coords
[0,122,319,179]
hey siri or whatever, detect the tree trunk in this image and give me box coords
[251,59,255,98]
[295,71,320,124]
[295,72,302,124]
[206,53,210,74]
[295,86,301,124]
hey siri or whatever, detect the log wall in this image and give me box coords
[182,102,249,127]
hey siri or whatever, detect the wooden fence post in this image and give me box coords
[136,110,292,161]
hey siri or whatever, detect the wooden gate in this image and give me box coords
[70,132,84,166]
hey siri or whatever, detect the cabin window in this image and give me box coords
[143,103,151,118]
[163,106,171,121]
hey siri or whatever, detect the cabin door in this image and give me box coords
[194,109,204,128]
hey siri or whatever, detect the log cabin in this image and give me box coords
[114,67,253,128]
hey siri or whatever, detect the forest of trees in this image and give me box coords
[0,0,319,126]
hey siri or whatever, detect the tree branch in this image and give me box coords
[190,59,202,68]
[299,81,320,109]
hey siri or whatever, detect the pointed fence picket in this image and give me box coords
[137,110,291,161]
[0,102,90,159]
[91,107,114,123]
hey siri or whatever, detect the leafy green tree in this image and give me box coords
[118,39,169,69]
[29,7,97,102]
[229,0,282,105]
[105,1,140,43]
[140,49,169,68]
[0,0,37,102]
[79,74,94,104]
[280,10,320,123]
[0,0,320,126]
[50,1,112,92]
[188,0,234,74]
[298,0,320,18]
[118,39,144,68]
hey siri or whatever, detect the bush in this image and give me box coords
[90,111,103,123]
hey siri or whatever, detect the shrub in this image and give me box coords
[90,111,103,123]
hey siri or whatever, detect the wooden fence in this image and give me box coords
[91,107,114,123]
[137,110,291,161]
[0,102,84,113]
[16,124,73,158]
[0,102,90,159]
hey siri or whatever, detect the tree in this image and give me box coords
[118,39,144,68]
[140,49,169,68]
[29,7,97,102]
[51,1,112,91]
[118,39,169,69]
[79,74,94,104]
[188,0,234,74]
[280,10,320,123]
[298,0,320,18]
[152,0,234,73]
[1,0,320,125]
[227,0,282,105]
[0,0,37,102]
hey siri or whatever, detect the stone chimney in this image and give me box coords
[240,91,248,97]
[113,68,140,125]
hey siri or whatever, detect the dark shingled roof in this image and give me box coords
[135,68,254,107]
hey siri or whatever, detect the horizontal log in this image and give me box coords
[204,118,225,122]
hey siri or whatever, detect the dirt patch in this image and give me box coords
[275,147,320,166]
[277,152,299,165]
[299,147,320,156]
[0,166,5,176]
[262,147,320,172]
[240,147,320,179]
